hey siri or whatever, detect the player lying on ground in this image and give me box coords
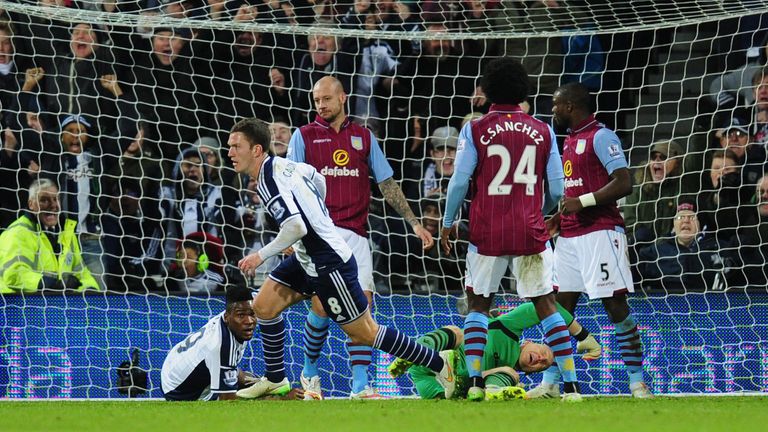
[388,303,601,400]
[228,118,456,400]
[161,285,302,401]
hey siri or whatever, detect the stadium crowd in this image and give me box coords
[0,0,767,294]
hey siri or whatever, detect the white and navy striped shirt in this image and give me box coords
[161,313,245,401]
[257,156,353,277]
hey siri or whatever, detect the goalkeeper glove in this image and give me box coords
[576,334,602,361]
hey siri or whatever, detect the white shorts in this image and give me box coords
[465,246,555,299]
[336,227,375,292]
[554,230,634,299]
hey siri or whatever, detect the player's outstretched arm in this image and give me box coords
[378,177,434,250]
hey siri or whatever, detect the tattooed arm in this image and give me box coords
[378,177,434,250]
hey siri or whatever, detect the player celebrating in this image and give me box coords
[528,82,652,398]
[441,57,582,402]
[388,303,601,400]
[287,76,433,399]
[227,118,456,400]
[161,286,260,401]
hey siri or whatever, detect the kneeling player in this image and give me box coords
[389,303,601,400]
[161,286,300,401]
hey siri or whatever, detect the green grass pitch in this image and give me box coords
[2,397,767,432]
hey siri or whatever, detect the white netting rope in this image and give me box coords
[2,1,768,39]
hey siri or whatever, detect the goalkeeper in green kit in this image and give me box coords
[388,303,601,400]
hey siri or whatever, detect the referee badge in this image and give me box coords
[575,139,587,155]
[351,136,363,150]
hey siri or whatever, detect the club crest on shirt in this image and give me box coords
[351,136,363,151]
[224,369,238,387]
[575,139,587,155]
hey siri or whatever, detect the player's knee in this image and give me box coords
[346,321,377,346]
[466,294,493,313]
[252,298,279,320]
[348,331,374,346]
[602,296,630,322]
[531,294,557,316]
[311,297,328,317]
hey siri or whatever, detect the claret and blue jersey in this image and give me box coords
[286,116,393,238]
[443,104,565,256]
[560,114,628,237]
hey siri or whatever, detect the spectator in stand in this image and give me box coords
[45,115,104,286]
[291,28,355,126]
[748,67,768,145]
[202,5,291,141]
[737,173,768,287]
[12,0,74,75]
[708,34,767,114]
[714,117,767,185]
[382,196,466,293]
[159,147,224,264]
[0,22,20,127]
[156,0,230,22]
[0,179,99,293]
[31,75,136,287]
[368,0,424,178]
[339,0,400,137]
[464,0,563,121]
[0,128,25,230]
[403,23,479,136]
[624,140,696,245]
[392,0,423,58]
[697,149,750,246]
[103,121,163,202]
[24,22,123,133]
[0,92,50,230]
[638,198,733,292]
[409,126,458,201]
[166,233,225,294]
[101,178,164,292]
[269,118,292,157]
[112,26,209,159]
[193,136,224,187]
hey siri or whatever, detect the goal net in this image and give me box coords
[1,0,767,398]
